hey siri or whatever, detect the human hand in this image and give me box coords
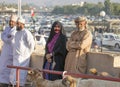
[69,41,76,48]
[46,53,52,59]
[47,58,52,63]
[7,34,11,38]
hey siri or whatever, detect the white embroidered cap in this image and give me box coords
[10,14,17,22]
[17,17,25,24]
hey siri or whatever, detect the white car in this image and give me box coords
[102,33,120,48]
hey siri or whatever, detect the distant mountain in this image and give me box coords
[0,0,120,6]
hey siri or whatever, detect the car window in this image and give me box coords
[104,35,108,38]
[110,35,113,38]
[115,36,120,39]
[109,35,114,40]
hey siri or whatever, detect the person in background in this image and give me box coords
[2,23,6,31]
[64,16,92,74]
[9,17,35,87]
[0,14,17,87]
[43,21,67,81]
[38,31,46,47]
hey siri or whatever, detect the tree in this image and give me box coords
[112,3,120,15]
[52,6,64,14]
[63,5,77,14]
[104,0,112,15]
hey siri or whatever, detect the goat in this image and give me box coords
[27,69,77,87]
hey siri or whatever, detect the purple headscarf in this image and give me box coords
[47,33,60,53]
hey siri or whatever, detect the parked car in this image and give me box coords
[38,25,51,36]
[102,33,120,48]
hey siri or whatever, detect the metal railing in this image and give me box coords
[7,65,120,87]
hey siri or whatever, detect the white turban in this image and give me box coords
[10,14,17,22]
[17,17,25,24]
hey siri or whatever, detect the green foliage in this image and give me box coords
[52,1,120,16]
[52,6,64,14]
[22,4,31,10]
[112,3,120,15]
[104,0,112,15]
[0,2,31,10]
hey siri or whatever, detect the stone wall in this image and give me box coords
[30,50,120,78]
[30,45,45,69]
[28,50,120,87]
[87,52,120,78]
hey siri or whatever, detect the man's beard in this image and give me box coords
[17,27,22,31]
[9,24,14,28]
[78,27,85,31]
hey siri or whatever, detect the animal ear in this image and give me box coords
[28,70,34,74]
[62,78,70,86]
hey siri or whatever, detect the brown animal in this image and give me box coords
[27,69,77,87]
[63,75,77,87]
[89,68,112,77]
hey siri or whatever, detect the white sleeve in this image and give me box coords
[1,27,12,43]
[26,31,35,54]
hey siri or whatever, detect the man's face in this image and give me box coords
[9,20,16,28]
[16,22,24,31]
[75,21,86,30]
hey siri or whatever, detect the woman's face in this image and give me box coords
[54,24,61,33]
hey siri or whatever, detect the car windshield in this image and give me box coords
[40,26,51,29]
[115,35,120,39]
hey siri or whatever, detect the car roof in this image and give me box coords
[103,33,116,36]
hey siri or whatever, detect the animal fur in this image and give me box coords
[63,75,77,87]
[89,68,112,77]
[27,69,77,87]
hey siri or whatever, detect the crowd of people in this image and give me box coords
[0,15,92,87]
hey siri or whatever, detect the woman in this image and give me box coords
[43,21,67,80]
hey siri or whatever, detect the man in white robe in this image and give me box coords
[9,17,35,87]
[0,15,17,87]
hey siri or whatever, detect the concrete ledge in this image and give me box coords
[87,52,120,77]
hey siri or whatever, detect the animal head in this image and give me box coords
[27,68,43,81]
[89,68,98,75]
[63,75,77,87]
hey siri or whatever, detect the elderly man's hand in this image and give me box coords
[69,41,75,47]
[69,41,81,49]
